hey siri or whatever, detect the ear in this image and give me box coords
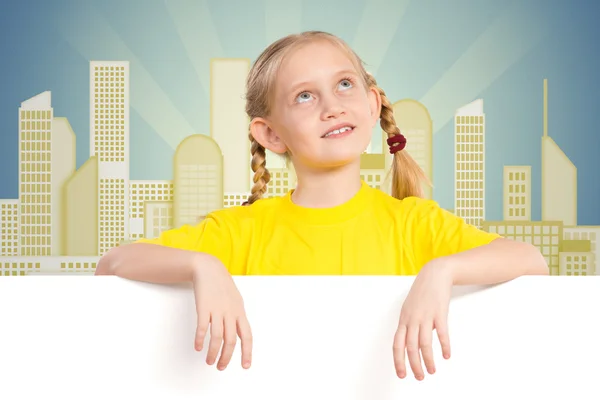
[250,117,288,155]
[367,86,382,128]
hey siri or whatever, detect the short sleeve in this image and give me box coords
[405,198,501,266]
[135,213,235,272]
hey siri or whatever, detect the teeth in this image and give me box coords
[324,126,353,137]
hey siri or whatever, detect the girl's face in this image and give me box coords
[251,40,381,170]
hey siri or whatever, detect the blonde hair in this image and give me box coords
[244,31,429,204]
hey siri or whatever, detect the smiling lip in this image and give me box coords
[321,123,356,138]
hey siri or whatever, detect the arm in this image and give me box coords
[432,237,549,286]
[95,243,219,283]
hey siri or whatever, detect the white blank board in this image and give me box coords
[0,275,598,399]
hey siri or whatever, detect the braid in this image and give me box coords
[246,128,270,205]
[366,73,428,199]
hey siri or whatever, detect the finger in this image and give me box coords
[217,316,237,370]
[237,315,253,369]
[206,314,223,366]
[393,324,407,379]
[195,307,210,351]
[435,316,451,360]
[406,325,424,380]
[419,322,435,375]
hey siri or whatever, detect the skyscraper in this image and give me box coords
[454,99,485,229]
[90,61,130,255]
[541,79,577,226]
[18,92,75,256]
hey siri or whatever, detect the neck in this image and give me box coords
[290,160,363,208]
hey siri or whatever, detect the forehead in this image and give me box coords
[276,40,358,88]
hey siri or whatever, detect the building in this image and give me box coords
[541,79,577,226]
[0,256,100,276]
[482,220,562,276]
[455,99,485,229]
[563,226,600,275]
[91,61,130,255]
[18,92,75,256]
[173,134,224,228]
[210,58,251,195]
[388,99,433,199]
[129,180,173,240]
[559,239,595,276]
[0,200,18,256]
[360,153,386,191]
[503,166,531,221]
[64,156,99,256]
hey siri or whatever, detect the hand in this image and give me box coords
[191,254,253,371]
[393,260,453,380]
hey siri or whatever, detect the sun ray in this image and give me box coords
[351,0,411,76]
[164,0,224,99]
[55,0,197,150]
[420,1,551,135]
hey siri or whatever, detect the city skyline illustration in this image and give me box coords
[0,58,596,278]
[0,0,598,276]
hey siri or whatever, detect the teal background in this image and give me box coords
[0,0,597,224]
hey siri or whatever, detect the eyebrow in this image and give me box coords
[287,69,359,95]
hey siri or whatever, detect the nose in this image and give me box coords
[320,94,345,120]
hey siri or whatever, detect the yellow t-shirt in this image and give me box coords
[136,181,500,275]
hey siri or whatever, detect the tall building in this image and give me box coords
[173,134,224,228]
[129,181,173,240]
[541,79,577,226]
[210,59,251,195]
[0,200,18,256]
[64,157,98,256]
[90,61,130,255]
[18,92,75,256]
[503,166,531,221]
[454,99,485,229]
[388,99,433,199]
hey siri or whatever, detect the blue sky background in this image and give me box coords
[0,0,598,225]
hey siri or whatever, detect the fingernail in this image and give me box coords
[243,362,251,368]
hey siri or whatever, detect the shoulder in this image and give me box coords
[370,190,447,220]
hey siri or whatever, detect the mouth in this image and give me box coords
[321,124,356,138]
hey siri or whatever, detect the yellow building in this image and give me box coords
[559,239,595,276]
[173,134,224,228]
[18,92,75,256]
[455,99,485,229]
[129,181,173,240]
[387,99,433,199]
[503,166,531,221]
[482,220,562,276]
[64,156,98,256]
[0,200,18,256]
[91,61,130,256]
[360,153,386,191]
[541,79,577,226]
[210,58,251,195]
[0,256,100,275]
[563,226,600,275]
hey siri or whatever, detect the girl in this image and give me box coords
[95,31,548,381]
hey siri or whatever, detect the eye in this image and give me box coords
[296,92,313,103]
[338,79,353,90]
